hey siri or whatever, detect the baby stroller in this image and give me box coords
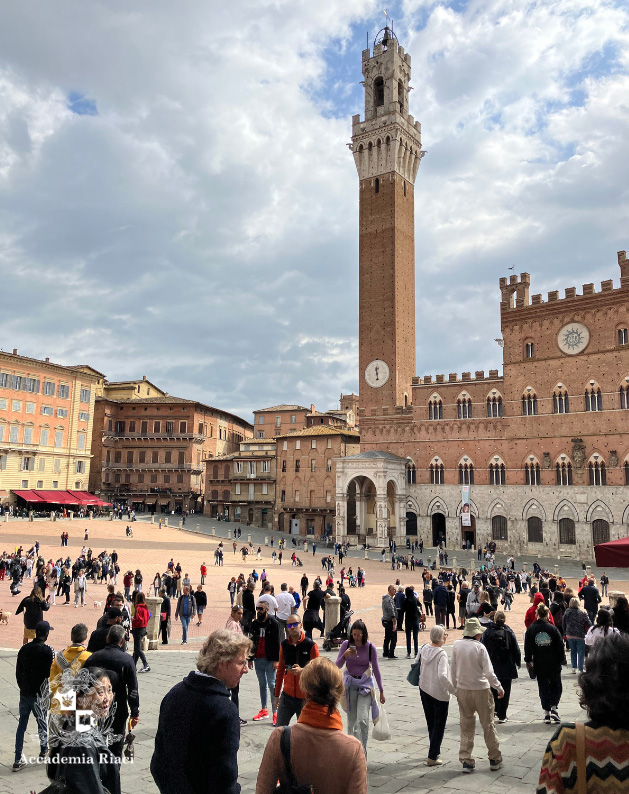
[295,557,304,567]
[323,610,354,652]
[348,574,357,588]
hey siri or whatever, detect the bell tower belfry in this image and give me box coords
[352,27,423,415]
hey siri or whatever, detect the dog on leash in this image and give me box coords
[0,611,11,625]
[93,601,103,610]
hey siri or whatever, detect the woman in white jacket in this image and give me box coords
[417,625,456,766]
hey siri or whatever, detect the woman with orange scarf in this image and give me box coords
[256,657,367,794]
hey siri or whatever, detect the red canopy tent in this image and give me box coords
[68,491,112,507]
[594,537,629,568]
[13,490,47,503]
[32,490,81,505]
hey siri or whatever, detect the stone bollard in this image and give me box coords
[554,565,559,575]
[228,529,232,539]
[586,565,592,577]
[211,527,216,536]
[109,513,113,521]
[522,562,527,570]
[68,511,73,521]
[163,517,168,527]
[29,511,34,522]
[52,512,56,522]
[88,511,93,520]
[265,536,269,546]
[324,596,341,644]
[248,534,252,544]
[196,524,200,534]
[151,515,155,524]
[145,596,164,650]
[178,520,183,529]
[470,560,475,573]
[304,541,308,554]
[452,557,457,569]
[364,550,369,560]
[4,513,8,522]
[608,590,626,608]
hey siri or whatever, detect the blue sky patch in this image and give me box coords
[67,91,98,116]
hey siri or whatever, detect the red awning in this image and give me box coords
[32,490,81,505]
[67,490,101,505]
[13,490,47,503]
[594,537,629,568]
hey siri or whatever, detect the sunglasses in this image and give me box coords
[286,622,300,628]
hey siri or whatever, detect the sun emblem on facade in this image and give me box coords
[557,322,590,355]
[562,327,584,350]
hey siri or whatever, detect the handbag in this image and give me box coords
[406,643,427,686]
[372,703,391,741]
[276,727,314,794]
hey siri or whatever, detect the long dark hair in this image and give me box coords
[579,633,629,729]
[594,609,612,636]
[350,619,368,645]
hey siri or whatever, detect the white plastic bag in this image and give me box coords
[372,703,391,741]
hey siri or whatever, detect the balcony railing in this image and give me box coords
[103,432,205,441]
[104,463,202,473]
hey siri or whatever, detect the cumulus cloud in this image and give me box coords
[0,0,627,421]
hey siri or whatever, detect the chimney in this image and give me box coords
[143,375,147,381]
[45,357,49,363]
[12,349,17,355]
[310,404,315,414]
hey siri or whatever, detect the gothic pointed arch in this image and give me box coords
[585,499,613,523]
[456,499,478,518]
[553,499,579,522]
[427,496,449,517]
[522,498,546,521]
[486,497,508,519]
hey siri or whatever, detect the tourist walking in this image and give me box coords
[417,625,455,766]
[381,585,398,659]
[159,588,170,645]
[131,592,150,673]
[175,585,197,644]
[401,586,422,658]
[336,619,385,759]
[578,577,601,624]
[256,657,367,794]
[274,612,319,726]
[450,617,504,773]
[525,603,565,723]
[562,597,590,673]
[15,585,49,645]
[248,600,280,723]
[194,585,207,627]
[585,608,619,647]
[480,611,521,723]
[225,604,247,726]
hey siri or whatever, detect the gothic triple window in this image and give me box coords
[406,464,416,484]
[489,463,506,485]
[556,461,573,486]
[585,387,602,412]
[459,463,474,485]
[457,398,472,419]
[428,399,443,420]
[553,389,569,414]
[487,396,503,417]
[588,461,606,486]
[525,463,541,486]
[618,328,628,346]
[430,463,444,485]
[620,385,629,409]
[522,392,538,416]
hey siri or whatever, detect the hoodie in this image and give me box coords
[525,593,555,629]
[416,644,456,702]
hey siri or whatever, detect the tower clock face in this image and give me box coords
[557,322,590,355]
[365,359,390,388]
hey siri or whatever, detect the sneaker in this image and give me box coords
[239,717,247,727]
[490,760,503,771]
[12,760,26,772]
[425,759,443,766]
[497,718,507,724]
[389,655,399,660]
[543,711,551,724]
[550,708,560,723]
[462,762,475,773]
[272,713,277,725]
[139,665,151,673]
[406,653,411,659]
[253,709,269,721]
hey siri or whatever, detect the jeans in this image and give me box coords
[405,622,419,656]
[537,669,563,711]
[181,614,191,642]
[347,683,371,757]
[276,692,304,726]
[124,587,131,600]
[254,658,276,711]
[15,694,47,762]
[569,638,585,672]
[434,605,447,626]
[383,619,397,657]
[420,688,449,761]
[132,627,148,668]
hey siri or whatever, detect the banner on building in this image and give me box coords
[461,485,471,526]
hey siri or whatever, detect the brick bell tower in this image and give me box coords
[352,27,423,415]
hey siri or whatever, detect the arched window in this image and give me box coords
[489,463,506,485]
[522,391,538,416]
[553,388,570,414]
[620,384,629,409]
[559,517,576,545]
[211,489,219,500]
[525,341,535,358]
[375,178,379,194]
[224,464,230,479]
[618,328,628,346]
[212,464,219,479]
[592,519,610,545]
[281,460,286,472]
[295,460,300,473]
[406,464,416,484]
[458,463,474,484]
[525,462,541,485]
[556,461,573,485]
[527,516,543,543]
[585,386,602,412]
[457,398,472,419]
[222,489,230,501]
[430,463,444,484]
[487,395,503,417]
[374,77,384,107]
[492,515,508,540]
[588,461,606,486]
[428,398,443,420]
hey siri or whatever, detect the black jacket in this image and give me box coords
[87,624,113,653]
[579,584,602,613]
[248,615,280,662]
[15,595,49,629]
[151,671,240,794]
[481,622,521,681]
[16,638,54,696]
[401,595,422,624]
[84,644,139,723]
[524,619,565,673]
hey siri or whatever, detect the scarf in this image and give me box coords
[297,701,343,731]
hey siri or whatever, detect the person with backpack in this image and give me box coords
[481,611,521,723]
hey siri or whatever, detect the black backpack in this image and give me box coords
[488,627,511,663]
[276,727,315,794]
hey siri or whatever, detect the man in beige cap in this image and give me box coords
[450,617,504,774]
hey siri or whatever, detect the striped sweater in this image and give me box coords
[537,723,629,793]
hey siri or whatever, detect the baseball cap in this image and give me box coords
[35,620,53,634]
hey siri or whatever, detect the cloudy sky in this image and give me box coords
[1,0,627,423]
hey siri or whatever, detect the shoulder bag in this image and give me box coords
[406,643,427,686]
[276,726,315,794]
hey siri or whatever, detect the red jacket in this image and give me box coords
[525,592,555,629]
[132,602,150,629]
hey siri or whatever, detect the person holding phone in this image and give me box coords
[273,614,319,726]
[336,619,385,758]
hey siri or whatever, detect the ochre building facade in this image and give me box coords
[336,28,629,558]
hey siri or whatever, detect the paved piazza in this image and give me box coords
[0,516,625,793]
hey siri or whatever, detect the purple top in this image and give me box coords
[336,639,383,691]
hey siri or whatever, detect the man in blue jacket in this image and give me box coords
[433,580,448,626]
[151,629,252,794]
